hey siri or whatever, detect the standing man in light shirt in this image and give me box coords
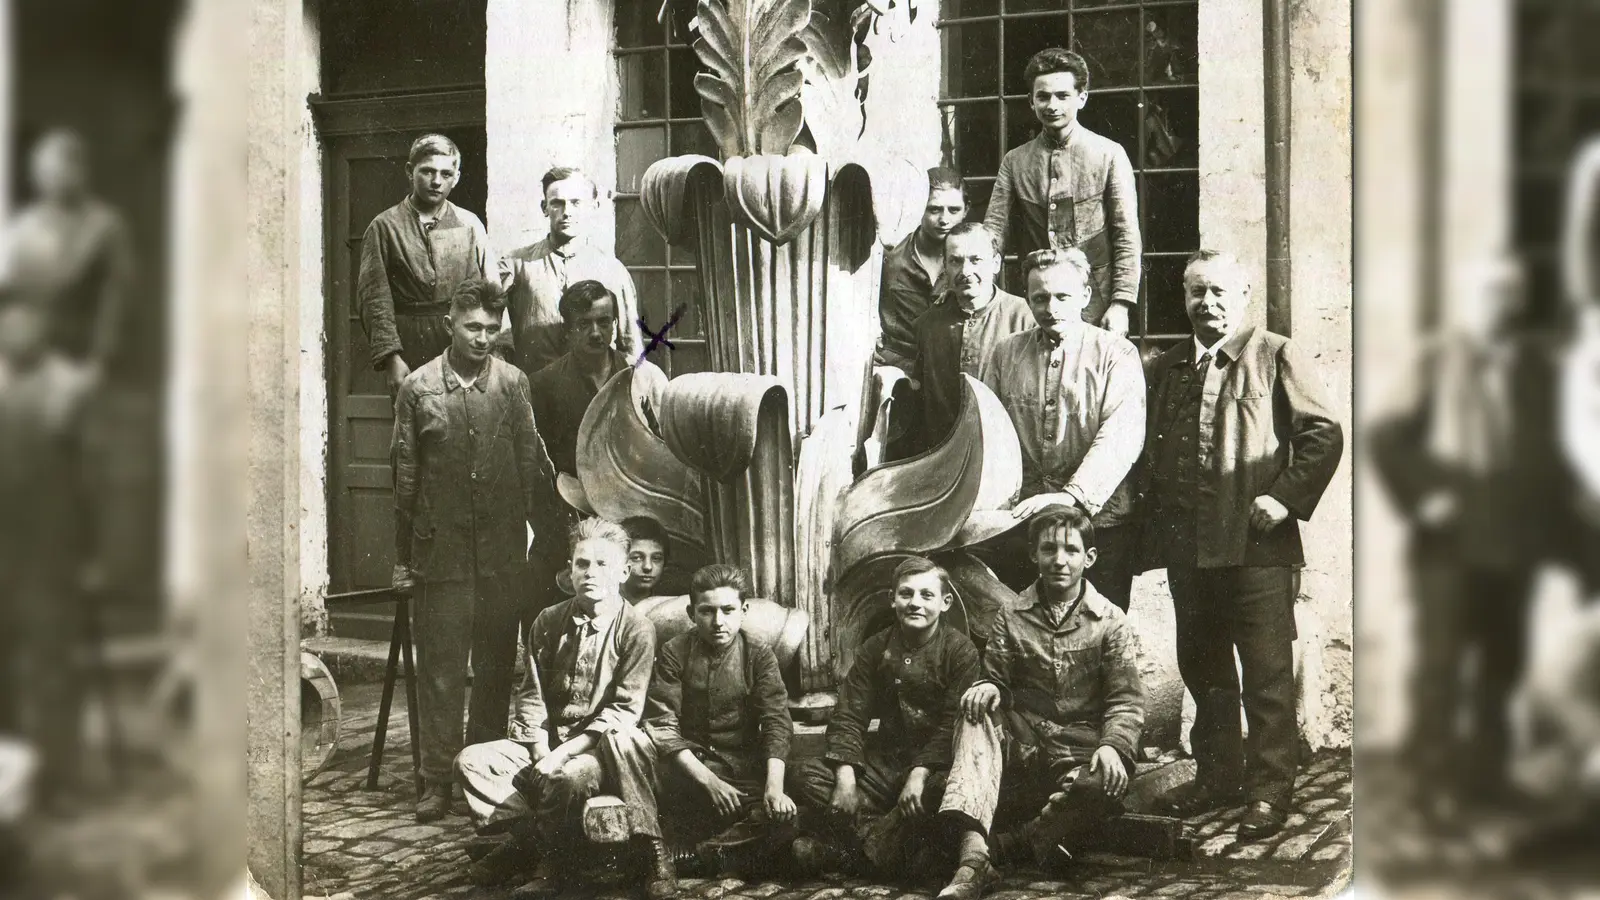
[358,133,495,397]
[501,167,642,378]
[983,49,1141,337]
[977,248,1146,608]
[875,168,968,372]
[1138,250,1343,840]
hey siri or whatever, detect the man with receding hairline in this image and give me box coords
[501,167,642,377]
[1137,249,1343,840]
[903,223,1034,456]
[359,133,495,397]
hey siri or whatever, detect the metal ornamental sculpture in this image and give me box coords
[576,0,1023,702]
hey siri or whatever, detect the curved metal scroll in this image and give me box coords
[831,375,1019,576]
[574,362,709,562]
[659,372,788,484]
[640,155,724,246]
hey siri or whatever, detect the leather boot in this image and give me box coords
[636,835,678,900]
[415,781,451,823]
[936,856,999,900]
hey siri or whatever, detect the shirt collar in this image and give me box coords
[1036,122,1078,151]
[571,597,622,633]
[1193,326,1254,367]
[442,355,489,392]
[1016,580,1111,623]
[946,287,996,316]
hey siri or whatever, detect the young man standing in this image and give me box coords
[983,49,1141,337]
[392,279,562,823]
[646,564,798,875]
[790,557,981,877]
[937,507,1145,900]
[359,134,494,397]
[455,517,673,898]
[502,167,641,377]
[977,248,1146,607]
[1139,251,1343,839]
[905,223,1033,455]
[875,168,968,372]
[622,516,672,605]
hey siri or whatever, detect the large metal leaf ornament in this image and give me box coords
[693,0,811,157]
[796,11,864,161]
[723,152,829,244]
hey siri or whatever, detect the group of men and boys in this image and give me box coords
[365,47,1344,900]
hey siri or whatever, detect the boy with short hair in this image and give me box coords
[790,556,981,876]
[646,564,798,874]
[455,517,674,898]
[982,48,1141,336]
[937,506,1145,900]
[622,516,672,604]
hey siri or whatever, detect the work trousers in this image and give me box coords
[972,522,1140,611]
[413,569,524,784]
[939,713,1123,861]
[1168,564,1298,809]
[1405,556,1533,794]
[454,727,661,839]
[789,750,949,871]
[657,747,792,854]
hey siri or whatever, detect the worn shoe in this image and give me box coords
[936,858,1000,900]
[789,835,848,878]
[1237,801,1288,841]
[1155,782,1245,818]
[637,836,679,900]
[415,783,451,823]
[466,836,537,887]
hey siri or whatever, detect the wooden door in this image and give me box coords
[316,92,486,598]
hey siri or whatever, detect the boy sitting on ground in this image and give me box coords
[645,564,799,876]
[790,556,981,879]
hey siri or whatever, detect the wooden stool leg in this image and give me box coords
[399,597,423,798]
[366,601,404,791]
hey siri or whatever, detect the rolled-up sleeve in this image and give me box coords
[1097,617,1146,761]
[1064,342,1147,516]
[1104,145,1141,309]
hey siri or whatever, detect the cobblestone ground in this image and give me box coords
[302,684,1352,900]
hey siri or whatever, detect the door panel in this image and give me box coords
[324,119,487,594]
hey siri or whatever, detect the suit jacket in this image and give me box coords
[1136,326,1344,570]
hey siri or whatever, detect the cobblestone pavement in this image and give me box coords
[301,683,1352,900]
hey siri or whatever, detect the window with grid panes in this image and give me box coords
[939,0,1199,354]
[1513,0,1600,326]
[614,5,721,377]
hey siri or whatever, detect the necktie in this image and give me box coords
[1195,351,1213,373]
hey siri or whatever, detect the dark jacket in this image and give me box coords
[1136,326,1344,570]
[825,624,981,772]
[645,631,793,762]
[391,354,560,581]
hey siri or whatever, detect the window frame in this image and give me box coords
[937,0,1202,355]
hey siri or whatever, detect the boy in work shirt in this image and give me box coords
[937,506,1145,900]
[790,557,981,877]
[455,517,674,899]
[646,565,798,875]
[983,49,1140,336]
